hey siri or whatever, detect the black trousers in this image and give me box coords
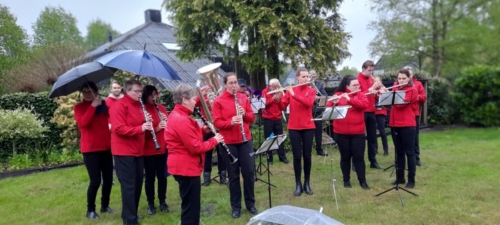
[313,112,324,153]
[364,112,378,164]
[221,141,255,210]
[415,116,421,161]
[203,133,226,174]
[334,133,366,183]
[83,150,114,212]
[391,127,417,176]
[376,115,389,153]
[173,175,201,225]
[144,153,167,206]
[263,118,286,162]
[289,129,315,183]
[114,156,144,223]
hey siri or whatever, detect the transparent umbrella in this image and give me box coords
[247,205,343,225]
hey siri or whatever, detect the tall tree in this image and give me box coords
[0,5,29,92]
[338,66,359,76]
[85,19,121,50]
[369,0,492,77]
[32,6,83,47]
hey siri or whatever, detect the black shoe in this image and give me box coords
[231,209,240,218]
[294,182,303,196]
[280,158,289,164]
[86,211,99,219]
[343,181,352,188]
[391,179,406,185]
[100,206,115,213]
[416,161,424,166]
[147,205,156,215]
[247,207,258,215]
[159,203,169,212]
[303,182,313,195]
[405,181,415,189]
[123,219,139,225]
[317,152,328,156]
[370,163,382,169]
[220,171,228,184]
[202,172,211,186]
[360,182,370,190]
[383,152,389,156]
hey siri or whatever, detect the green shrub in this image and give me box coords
[51,92,80,152]
[427,78,461,125]
[454,66,500,126]
[158,89,175,111]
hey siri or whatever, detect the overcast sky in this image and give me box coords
[3,0,377,70]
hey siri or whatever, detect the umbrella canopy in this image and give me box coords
[247,205,343,225]
[49,61,117,98]
[95,50,181,80]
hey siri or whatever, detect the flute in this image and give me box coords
[194,107,238,164]
[139,98,161,150]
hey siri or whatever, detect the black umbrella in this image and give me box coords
[49,62,117,98]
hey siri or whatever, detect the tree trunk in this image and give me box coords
[431,0,440,77]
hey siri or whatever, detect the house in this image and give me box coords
[374,56,419,75]
[84,9,249,90]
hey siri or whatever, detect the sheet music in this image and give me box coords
[378,91,407,106]
[255,134,287,155]
[320,106,350,120]
[250,98,265,113]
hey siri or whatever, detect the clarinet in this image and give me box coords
[233,89,248,143]
[139,98,161,150]
[153,100,166,122]
[194,107,238,164]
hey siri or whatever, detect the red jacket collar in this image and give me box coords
[174,104,193,115]
[222,90,234,98]
[123,94,140,104]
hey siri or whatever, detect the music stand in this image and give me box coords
[374,91,417,206]
[250,97,270,176]
[312,105,350,164]
[252,134,287,208]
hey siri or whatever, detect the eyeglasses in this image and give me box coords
[131,90,143,93]
[227,81,238,85]
[350,84,360,87]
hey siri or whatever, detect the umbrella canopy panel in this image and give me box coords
[247,205,343,225]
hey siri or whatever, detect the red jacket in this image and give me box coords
[73,100,111,153]
[357,73,376,112]
[105,97,119,109]
[109,94,145,157]
[165,104,219,177]
[262,87,286,120]
[143,103,168,156]
[412,78,427,116]
[389,85,418,127]
[326,91,369,135]
[212,90,255,144]
[375,106,387,116]
[281,85,316,130]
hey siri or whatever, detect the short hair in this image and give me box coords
[141,85,158,103]
[269,78,280,86]
[296,67,308,77]
[398,69,414,85]
[223,72,237,84]
[309,70,317,76]
[110,81,121,89]
[123,80,142,91]
[173,84,197,104]
[362,60,375,69]
[335,75,357,93]
[80,81,98,93]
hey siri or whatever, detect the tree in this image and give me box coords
[0,5,29,92]
[163,0,350,88]
[32,6,84,47]
[368,0,493,77]
[85,19,121,50]
[338,66,359,76]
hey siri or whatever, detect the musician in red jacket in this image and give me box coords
[141,85,169,215]
[212,73,258,219]
[105,81,123,109]
[389,69,419,189]
[326,75,371,189]
[74,81,115,219]
[374,76,389,156]
[165,84,223,225]
[262,78,288,164]
[281,68,317,196]
[109,80,152,225]
[357,60,383,169]
[406,67,427,166]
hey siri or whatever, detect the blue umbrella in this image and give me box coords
[95,50,181,80]
[49,61,117,98]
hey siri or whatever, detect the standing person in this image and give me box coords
[357,60,383,169]
[165,84,224,225]
[109,80,150,225]
[390,69,418,188]
[141,85,170,215]
[262,79,288,164]
[326,76,370,189]
[310,70,328,156]
[212,73,258,218]
[74,81,115,219]
[374,76,389,156]
[281,67,317,196]
[105,81,123,109]
[406,67,427,166]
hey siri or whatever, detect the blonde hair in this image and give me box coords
[269,78,280,86]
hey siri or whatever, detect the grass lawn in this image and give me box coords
[0,127,499,225]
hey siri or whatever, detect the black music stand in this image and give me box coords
[374,91,417,206]
[252,134,287,208]
[250,97,270,176]
[313,105,349,164]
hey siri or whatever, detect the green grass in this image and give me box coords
[1,128,499,225]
